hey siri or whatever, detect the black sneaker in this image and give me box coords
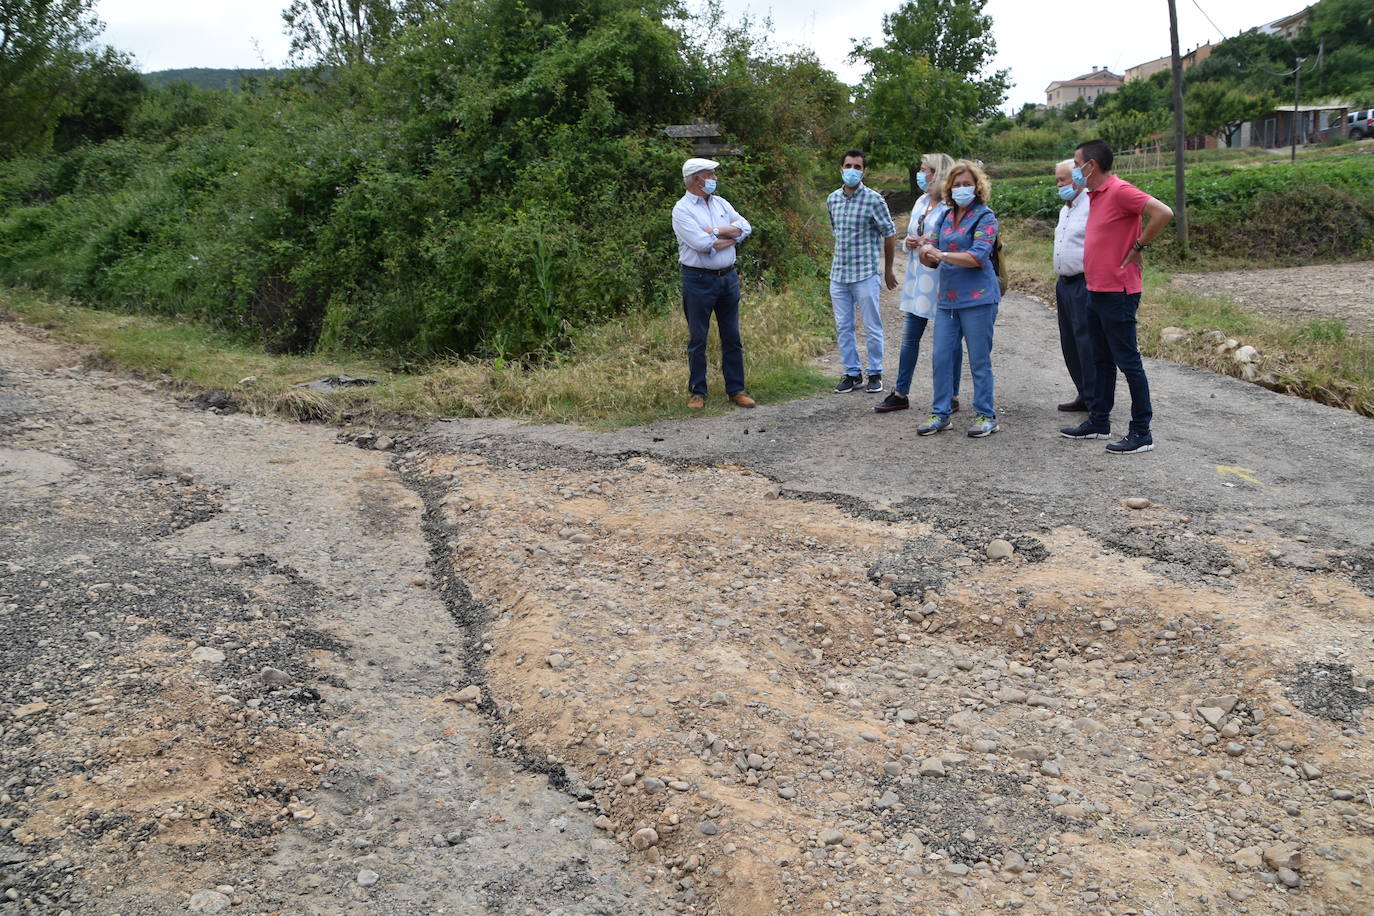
[865,374,884,393]
[874,393,909,413]
[1060,420,1111,440]
[1106,431,1155,454]
[833,375,862,393]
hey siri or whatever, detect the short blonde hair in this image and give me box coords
[920,152,954,196]
[941,159,992,207]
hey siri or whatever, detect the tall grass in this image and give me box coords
[1,280,834,429]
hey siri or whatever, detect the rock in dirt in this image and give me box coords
[187,890,231,913]
[632,827,659,850]
[357,869,379,887]
[190,646,226,664]
[1262,845,1301,871]
[1123,497,1152,510]
[919,757,946,777]
[986,539,1014,560]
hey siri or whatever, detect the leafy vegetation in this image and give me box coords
[0,0,849,363]
[852,0,1009,196]
[142,68,293,90]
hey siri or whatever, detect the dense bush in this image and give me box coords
[989,153,1374,264]
[0,0,849,359]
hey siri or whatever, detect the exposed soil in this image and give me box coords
[1170,261,1374,335]
[407,437,1374,914]
[4,278,1374,916]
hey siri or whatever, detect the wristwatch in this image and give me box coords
[1133,240,1148,251]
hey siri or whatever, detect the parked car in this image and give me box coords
[1350,109,1374,139]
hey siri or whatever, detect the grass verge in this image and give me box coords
[0,281,835,430]
[999,220,1374,418]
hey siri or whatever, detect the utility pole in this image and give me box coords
[1167,0,1188,258]
[1291,58,1305,163]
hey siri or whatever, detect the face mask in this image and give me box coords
[916,172,929,192]
[842,168,863,188]
[952,186,976,207]
[702,178,717,195]
[1071,165,1089,187]
[1058,184,1077,202]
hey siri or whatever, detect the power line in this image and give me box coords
[1186,0,1318,79]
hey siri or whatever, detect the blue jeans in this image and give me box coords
[830,275,884,376]
[1086,290,1152,435]
[1055,274,1093,403]
[894,312,962,398]
[931,302,997,420]
[681,268,744,398]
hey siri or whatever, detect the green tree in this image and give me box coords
[52,46,144,151]
[0,0,103,157]
[851,0,1008,195]
[1096,109,1166,152]
[1185,81,1274,146]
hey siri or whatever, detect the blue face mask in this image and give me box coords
[916,172,929,192]
[951,186,976,207]
[702,178,717,195]
[1071,165,1088,187]
[1057,183,1077,202]
[842,168,863,188]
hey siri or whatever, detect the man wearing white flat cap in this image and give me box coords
[671,157,754,410]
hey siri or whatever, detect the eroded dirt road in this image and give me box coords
[3,281,1373,916]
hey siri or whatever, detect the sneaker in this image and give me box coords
[951,397,960,414]
[1106,431,1154,454]
[833,374,862,393]
[917,414,950,436]
[1059,420,1111,440]
[967,414,999,438]
[874,393,909,413]
[865,373,884,393]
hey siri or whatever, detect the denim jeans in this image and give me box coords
[830,275,884,376]
[681,268,744,398]
[894,312,962,398]
[931,302,997,420]
[1086,290,1153,435]
[1055,273,1093,403]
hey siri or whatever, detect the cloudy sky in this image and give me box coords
[95,0,1308,110]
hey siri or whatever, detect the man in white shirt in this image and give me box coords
[671,157,755,411]
[1052,158,1092,413]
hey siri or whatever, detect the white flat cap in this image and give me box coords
[682,157,720,179]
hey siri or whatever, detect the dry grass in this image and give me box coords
[0,282,834,430]
[997,221,1374,417]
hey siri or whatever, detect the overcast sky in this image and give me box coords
[95,0,1308,110]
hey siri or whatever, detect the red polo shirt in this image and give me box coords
[1084,175,1151,294]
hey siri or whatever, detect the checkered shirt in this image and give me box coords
[826,184,896,283]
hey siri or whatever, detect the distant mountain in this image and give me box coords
[143,68,293,90]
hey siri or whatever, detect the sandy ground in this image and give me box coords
[1170,261,1374,335]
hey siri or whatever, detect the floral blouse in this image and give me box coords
[932,202,1001,309]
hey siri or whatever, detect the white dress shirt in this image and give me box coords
[672,191,753,270]
[1053,188,1090,277]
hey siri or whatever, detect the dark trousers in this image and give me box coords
[681,267,744,398]
[1086,290,1153,435]
[1055,273,1093,403]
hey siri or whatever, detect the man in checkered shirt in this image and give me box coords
[827,148,898,394]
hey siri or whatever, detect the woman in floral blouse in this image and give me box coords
[915,159,1001,439]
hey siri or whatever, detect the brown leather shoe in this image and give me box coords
[729,393,756,408]
[1057,398,1088,412]
[687,395,706,410]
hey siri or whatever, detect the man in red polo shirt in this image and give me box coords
[1059,139,1173,455]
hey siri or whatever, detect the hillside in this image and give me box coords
[143,68,293,89]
